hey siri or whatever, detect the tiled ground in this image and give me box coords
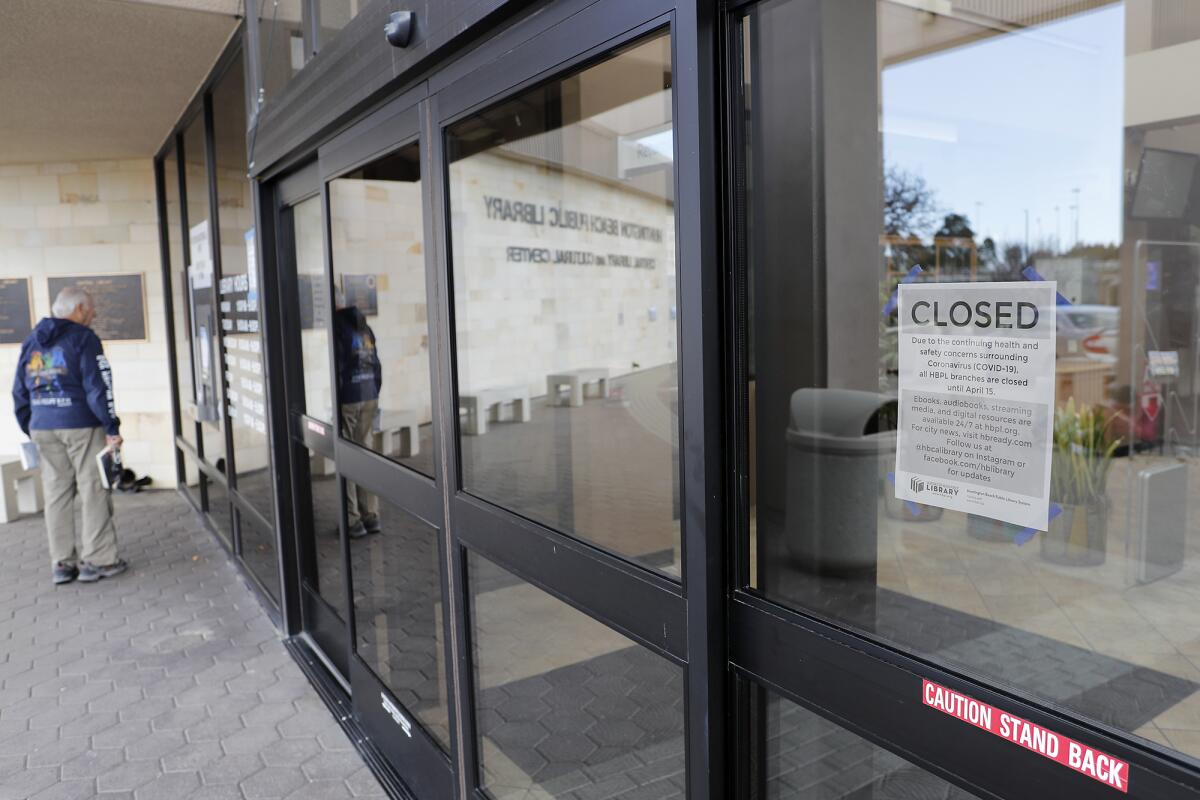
[0,490,386,800]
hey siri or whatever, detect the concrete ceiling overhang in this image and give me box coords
[0,0,241,165]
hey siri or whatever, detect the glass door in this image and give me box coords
[275,166,352,682]
[433,9,697,798]
[728,1,1200,798]
[316,94,454,799]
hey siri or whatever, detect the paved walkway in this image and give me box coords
[0,490,386,800]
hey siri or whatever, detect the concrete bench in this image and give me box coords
[0,458,43,523]
[460,385,531,435]
[546,368,610,407]
[372,409,420,458]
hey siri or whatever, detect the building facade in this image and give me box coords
[155,1,1200,798]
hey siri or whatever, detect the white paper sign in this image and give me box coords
[894,281,1057,530]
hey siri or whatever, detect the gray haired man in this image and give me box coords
[13,287,128,585]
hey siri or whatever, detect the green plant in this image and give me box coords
[1050,398,1121,506]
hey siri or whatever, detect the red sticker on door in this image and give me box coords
[923,680,1128,792]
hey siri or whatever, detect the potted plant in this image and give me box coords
[1042,398,1120,566]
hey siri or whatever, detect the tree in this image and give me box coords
[883,166,939,238]
[934,213,976,274]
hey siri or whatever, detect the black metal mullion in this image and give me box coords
[204,89,240,553]
[675,1,727,798]
[428,87,478,799]
[153,155,187,494]
[255,175,303,634]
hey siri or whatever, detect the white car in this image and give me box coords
[1057,305,1119,362]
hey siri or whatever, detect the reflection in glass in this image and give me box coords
[468,552,685,799]
[329,143,434,480]
[164,148,196,449]
[317,0,365,44]
[447,32,680,574]
[240,512,280,603]
[212,55,274,525]
[751,686,979,799]
[184,112,226,472]
[348,495,448,750]
[302,446,347,619]
[742,0,1200,762]
[257,0,308,108]
[290,195,333,422]
[207,477,233,549]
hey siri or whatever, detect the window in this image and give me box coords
[329,143,434,477]
[740,0,1200,761]
[468,551,685,798]
[212,55,274,526]
[348,496,448,750]
[447,32,680,575]
[183,113,226,472]
[289,195,333,422]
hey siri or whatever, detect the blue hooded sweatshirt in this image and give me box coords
[13,317,120,436]
[334,307,382,404]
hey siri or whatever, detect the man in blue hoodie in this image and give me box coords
[13,286,127,585]
[334,293,383,538]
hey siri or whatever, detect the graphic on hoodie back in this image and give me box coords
[27,346,70,406]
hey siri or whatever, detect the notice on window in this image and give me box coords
[894,282,1056,530]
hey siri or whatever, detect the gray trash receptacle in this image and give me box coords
[784,388,896,575]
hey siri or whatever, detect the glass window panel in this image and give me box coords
[257,0,309,109]
[290,194,334,421]
[751,685,980,799]
[317,0,364,45]
[305,446,346,618]
[447,32,680,575]
[240,510,280,603]
[468,551,685,799]
[213,55,274,524]
[183,112,225,471]
[742,0,1200,761]
[348,494,448,750]
[207,477,233,549]
[163,149,197,450]
[329,144,434,477]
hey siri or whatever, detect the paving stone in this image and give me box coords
[0,493,385,800]
[0,767,59,800]
[28,780,96,800]
[241,765,310,798]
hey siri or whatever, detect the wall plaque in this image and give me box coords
[341,274,378,316]
[47,274,147,342]
[0,278,33,344]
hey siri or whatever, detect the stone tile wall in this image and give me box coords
[0,160,175,487]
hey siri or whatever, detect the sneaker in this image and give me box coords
[77,559,128,583]
[363,516,382,535]
[52,562,78,585]
[347,522,369,540]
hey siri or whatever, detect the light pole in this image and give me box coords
[1072,187,1081,248]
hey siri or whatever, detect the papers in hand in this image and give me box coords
[96,445,123,490]
[19,441,39,471]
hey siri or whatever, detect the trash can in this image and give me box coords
[784,388,897,576]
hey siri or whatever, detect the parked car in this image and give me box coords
[1057,305,1119,362]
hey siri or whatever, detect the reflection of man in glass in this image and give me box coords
[335,290,382,538]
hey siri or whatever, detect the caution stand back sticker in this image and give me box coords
[895,281,1056,530]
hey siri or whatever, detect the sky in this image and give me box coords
[882,3,1125,249]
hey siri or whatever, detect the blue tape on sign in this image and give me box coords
[886,472,924,516]
[1014,503,1062,545]
[882,265,924,318]
[1021,266,1071,306]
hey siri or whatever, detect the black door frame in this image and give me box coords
[719,2,1200,799]
[314,83,456,800]
[427,1,724,797]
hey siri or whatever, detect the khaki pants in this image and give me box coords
[340,399,379,528]
[32,427,118,567]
